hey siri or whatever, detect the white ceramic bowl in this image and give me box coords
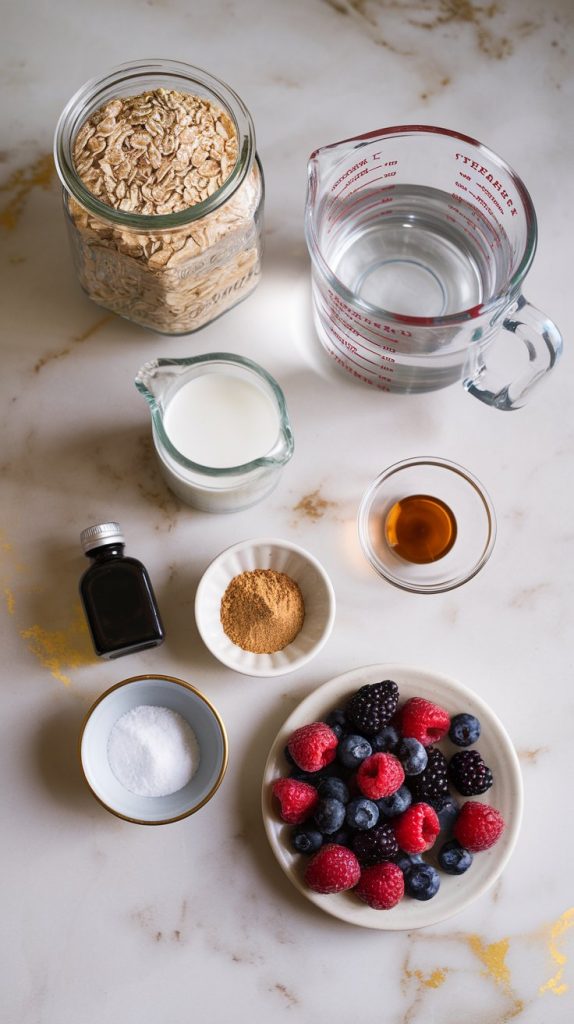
[80,674,228,824]
[195,538,336,677]
[262,664,523,929]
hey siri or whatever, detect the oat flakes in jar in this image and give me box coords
[54,60,263,335]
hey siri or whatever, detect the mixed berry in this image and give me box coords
[271,680,506,911]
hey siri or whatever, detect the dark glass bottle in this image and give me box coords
[79,522,165,659]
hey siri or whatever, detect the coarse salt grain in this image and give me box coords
[107,705,200,798]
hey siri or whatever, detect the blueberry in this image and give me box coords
[290,827,323,855]
[438,839,473,875]
[318,776,350,804]
[433,794,460,833]
[314,797,346,835]
[376,784,412,818]
[398,737,428,776]
[371,725,400,753]
[394,851,423,874]
[325,708,347,731]
[337,734,372,769]
[345,797,379,830]
[449,713,481,747]
[404,863,441,901]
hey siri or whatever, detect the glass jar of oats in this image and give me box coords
[54,60,263,335]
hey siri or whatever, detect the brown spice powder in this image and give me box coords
[220,569,305,654]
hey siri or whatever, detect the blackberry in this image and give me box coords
[345,680,399,737]
[351,823,399,866]
[449,750,493,796]
[408,747,449,805]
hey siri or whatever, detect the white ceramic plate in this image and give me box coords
[195,538,336,677]
[262,664,523,929]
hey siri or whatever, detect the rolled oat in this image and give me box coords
[58,76,262,334]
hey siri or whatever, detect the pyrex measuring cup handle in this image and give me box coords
[465,295,563,411]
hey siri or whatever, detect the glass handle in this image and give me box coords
[464,295,563,411]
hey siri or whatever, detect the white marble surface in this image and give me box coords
[1,1,574,1021]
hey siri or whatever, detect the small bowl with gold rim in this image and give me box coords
[80,674,228,824]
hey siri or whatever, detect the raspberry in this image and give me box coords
[408,747,449,805]
[272,778,318,824]
[351,823,399,866]
[304,844,361,894]
[345,680,400,736]
[357,753,405,799]
[454,801,505,852]
[394,802,440,854]
[400,697,450,747]
[287,722,338,773]
[449,750,493,796]
[355,862,404,910]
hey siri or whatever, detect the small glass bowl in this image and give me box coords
[358,457,496,593]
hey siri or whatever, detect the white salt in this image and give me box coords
[107,705,200,798]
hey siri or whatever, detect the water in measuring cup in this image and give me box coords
[326,185,511,318]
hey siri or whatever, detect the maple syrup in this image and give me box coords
[384,494,457,564]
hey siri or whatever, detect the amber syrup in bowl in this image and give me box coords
[384,494,457,564]
[358,458,496,594]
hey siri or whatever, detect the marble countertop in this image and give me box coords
[2,1,573,1021]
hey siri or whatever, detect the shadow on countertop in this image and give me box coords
[33,702,94,816]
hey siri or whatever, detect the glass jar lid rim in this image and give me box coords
[53,58,257,230]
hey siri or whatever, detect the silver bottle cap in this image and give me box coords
[80,522,125,554]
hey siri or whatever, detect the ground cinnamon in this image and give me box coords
[220,569,305,654]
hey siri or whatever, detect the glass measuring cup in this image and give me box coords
[305,126,562,408]
[135,354,294,512]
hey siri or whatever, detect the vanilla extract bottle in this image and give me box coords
[79,522,165,658]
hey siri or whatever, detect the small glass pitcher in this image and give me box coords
[305,126,563,408]
[135,353,294,513]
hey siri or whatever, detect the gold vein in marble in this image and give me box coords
[0,528,28,613]
[467,935,513,990]
[0,153,54,230]
[322,0,540,61]
[20,604,93,686]
[408,967,448,989]
[33,314,113,374]
[539,908,574,997]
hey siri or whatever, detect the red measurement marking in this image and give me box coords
[331,158,369,194]
[346,172,396,197]
[328,292,412,341]
[325,344,381,387]
[317,294,391,359]
[328,304,405,351]
[327,330,396,378]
